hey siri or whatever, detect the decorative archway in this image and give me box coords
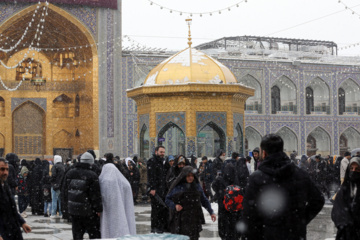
[306,87,314,114]
[140,124,150,159]
[0,3,99,156]
[339,127,360,156]
[307,127,331,156]
[306,77,330,114]
[12,101,45,157]
[271,85,281,114]
[235,123,244,155]
[241,74,262,113]
[245,127,262,156]
[272,76,297,114]
[338,79,360,115]
[276,127,298,155]
[197,121,226,157]
[157,122,185,156]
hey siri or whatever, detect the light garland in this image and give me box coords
[147,0,248,17]
[0,1,44,53]
[338,0,360,19]
[0,2,49,69]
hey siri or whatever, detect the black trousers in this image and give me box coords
[71,214,100,240]
[150,196,168,233]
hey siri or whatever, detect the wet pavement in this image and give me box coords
[20,199,336,240]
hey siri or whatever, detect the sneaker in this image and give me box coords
[50,215,57,219]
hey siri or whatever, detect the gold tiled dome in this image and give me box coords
[143,47,238,85]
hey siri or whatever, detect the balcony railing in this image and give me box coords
[0,80,86,92]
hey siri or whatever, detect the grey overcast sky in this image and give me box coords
[122,0,360,56]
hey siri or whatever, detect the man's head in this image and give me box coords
[315,155,321,162]
[104,153,114,163]
[232,152,240,161]
[80,152,95,165]
[0,158,9,184]
[201,156,208,164]
[246,156,252,163]
[344,151,351,159]
[155,146,165,158]
[253,147,260,160]
[259,134,284,160]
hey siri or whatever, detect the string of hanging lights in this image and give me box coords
[338,0,360,18]
[0,1,44,53]
[147,0,248,17]
[0,2,49,69]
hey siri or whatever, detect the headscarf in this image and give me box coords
[99,164,136,238]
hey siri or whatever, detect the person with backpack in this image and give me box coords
[212,152,248,240]
[242,134,324,239]
[165,166,216,240]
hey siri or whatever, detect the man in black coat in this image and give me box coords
[212,152,249,240]
[313,155,331,199]
[29,158,44,215]
[147,146,170,233]
[242,134,325,240]
[63,152,103,239]
[212,149,226,180]
[5,153,19,197]
[0,158,31,240]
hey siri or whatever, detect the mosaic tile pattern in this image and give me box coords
[12,98,47,112]
[186,137,196,157]
[106,9,114,138]
[227,137,233,157]
[196,112,226,134]
[271,122,300,135]
[61,5,97,37]
[139,114,150,131]
[156,112,186,135]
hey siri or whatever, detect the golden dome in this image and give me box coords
[143,48,238,85]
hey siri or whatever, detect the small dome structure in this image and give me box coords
[144,48,237,85]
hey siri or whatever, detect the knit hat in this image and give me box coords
[168,155,175,162]
[349,157,360,168]
[80,152,94,165]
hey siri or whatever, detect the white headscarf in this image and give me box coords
[99,163,136,238]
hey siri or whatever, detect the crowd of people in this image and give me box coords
[1,134,360,239]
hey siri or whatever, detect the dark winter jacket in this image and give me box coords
[51,162,65,191]
[0,181,26,240]
[63,163,103,217]
[223,157,249,189]
[299,155,309,171]
[30,158,43,191]
[332,167,360,240]
[147,153,170,197]
[127,161,140,191]
[6,164,17,195]
[199,161,213,183]
[253,147,260,170]
[166,166,213,238]
[166,155,190,188]
[212,156,224,178]
[243,151,325,240]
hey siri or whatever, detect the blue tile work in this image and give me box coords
[139,114,150,131]
[127,58,135,156]
[227,137,233,157]
[156,112,186,135]
[150,137,156,155]
[12,98,46,112]
[233,113,244,155]
[186,137,196,157]
[0,3,28,24]
[121,56,127,156]
[125,56,360,156]
[271,122,300,136]
[106,9,114,138]
[196,112,227,134]
[62,5,97,37]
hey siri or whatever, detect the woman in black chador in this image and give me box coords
[332,157,360,240]
[165,166,216,240]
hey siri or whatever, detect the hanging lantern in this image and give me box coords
[31,63,46,91]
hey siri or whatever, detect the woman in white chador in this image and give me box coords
[99,163,136,238]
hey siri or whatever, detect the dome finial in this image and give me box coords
[185,18,192,47]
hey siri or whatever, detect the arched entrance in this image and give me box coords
[13,101,45,157]
[339,127,360,156]
[0,3,99,156]
[158,122,185,156]
[276,127,298,156]
[245,127,262,156]
[307,127,331,156]
[235,123,244,155]
[140,124,150,159]
[271,85,281,114]
[197,122,226,157]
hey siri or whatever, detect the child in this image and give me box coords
[17,166,30,218]
[42,174,52,217]
[165,166,216,240]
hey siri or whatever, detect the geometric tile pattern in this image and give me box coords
[196,112,226,134]
[156,112,186,135]
[12,98,47,112]
[271,121,300,136]
[186,136,196,157]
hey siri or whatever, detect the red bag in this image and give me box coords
[223,185,244,212]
